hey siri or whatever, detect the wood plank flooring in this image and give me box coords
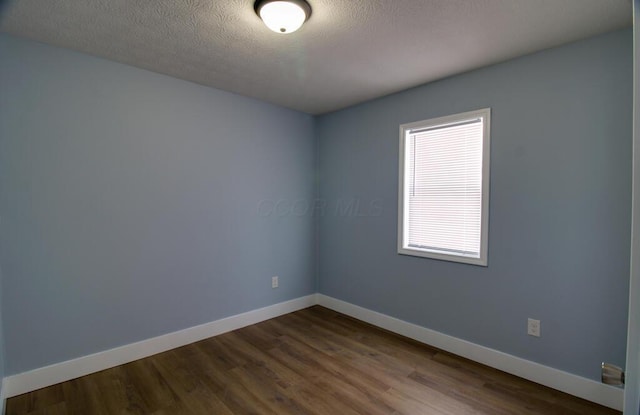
[7,306,620,415]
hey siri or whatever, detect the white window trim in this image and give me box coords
[397,108,491,266]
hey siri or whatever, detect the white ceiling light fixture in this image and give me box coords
[254,0,311,34]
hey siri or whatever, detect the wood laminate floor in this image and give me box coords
[7,306,620,415]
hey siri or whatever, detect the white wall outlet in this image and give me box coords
[527,318,541,337]
[272,276,279,288]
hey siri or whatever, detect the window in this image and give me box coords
[398,108,490,266]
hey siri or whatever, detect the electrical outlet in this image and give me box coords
[527,318,541,337]
[272,276,279,288]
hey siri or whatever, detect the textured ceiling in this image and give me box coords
[0,0,633,114]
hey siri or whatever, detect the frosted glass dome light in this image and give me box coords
[255,0,311,34]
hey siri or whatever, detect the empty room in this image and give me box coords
[1,0,639,414]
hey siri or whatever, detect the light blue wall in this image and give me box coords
[317,29,633,381]
[0,34,316,375]
[0,27,634,386]
[624,2,640,414]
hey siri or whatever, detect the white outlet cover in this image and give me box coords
[272,276,279,288]
[527,318,541,337]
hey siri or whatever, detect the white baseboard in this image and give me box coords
[2,293,623,411]
[316,294,623,411]
[3,294,317,398]
[1,378,6,415]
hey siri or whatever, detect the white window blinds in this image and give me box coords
[399,109,490,265]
